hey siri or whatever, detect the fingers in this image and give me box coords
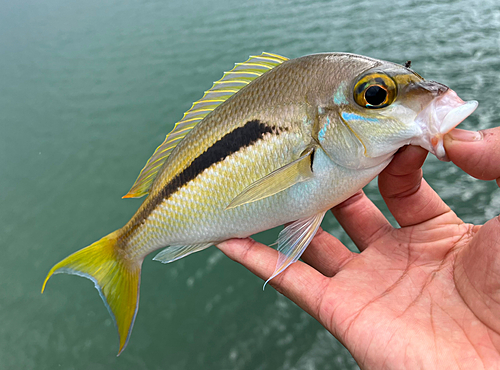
[379,145,459,227]
[300,227,354,277]
[216,238,329,320]
[331,191,393,252]
[454,216,500,333]
[444,128,500,187]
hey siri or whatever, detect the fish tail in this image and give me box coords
[41,231,142,355]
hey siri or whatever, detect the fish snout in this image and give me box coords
[413,88,478,161]
[418,80,449,96]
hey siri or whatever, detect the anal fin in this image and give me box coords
[226,147,315,210]
[264,211,326,287]
[152,243,213,263]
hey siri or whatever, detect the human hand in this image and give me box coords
[217,127,500,369]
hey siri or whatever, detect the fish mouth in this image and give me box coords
[412,89,478,161]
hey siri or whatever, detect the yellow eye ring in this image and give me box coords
[353,73,397,109]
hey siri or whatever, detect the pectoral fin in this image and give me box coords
[226,148,315,210]
[264,211,326,287]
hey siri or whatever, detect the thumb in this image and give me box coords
[444,127,500,186]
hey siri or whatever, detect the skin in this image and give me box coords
[217,127,500,369]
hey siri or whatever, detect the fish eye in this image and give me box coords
[365,85,387,106]
[353,73,397,109]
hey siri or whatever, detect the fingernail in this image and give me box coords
[448,129,483,142]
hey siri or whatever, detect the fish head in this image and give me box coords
[312,55,478,168]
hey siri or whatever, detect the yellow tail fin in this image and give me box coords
[42,231,142,355]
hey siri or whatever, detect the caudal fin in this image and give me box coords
[42,231,142,355]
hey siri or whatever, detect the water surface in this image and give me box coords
[1,0,499,368]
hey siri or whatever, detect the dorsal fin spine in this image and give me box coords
[122,52,289,199]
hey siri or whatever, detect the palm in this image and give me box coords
[321,218,494,369]
[218,140,500,369]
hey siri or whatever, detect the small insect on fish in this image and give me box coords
[42,52,478,354]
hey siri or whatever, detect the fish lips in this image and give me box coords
[412,88,478,161]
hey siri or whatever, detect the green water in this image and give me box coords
[1,0,499,368]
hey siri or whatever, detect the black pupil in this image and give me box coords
[365,85,387,106]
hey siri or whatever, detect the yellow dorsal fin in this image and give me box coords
[123,52,289,199]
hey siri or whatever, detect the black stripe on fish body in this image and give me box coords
[159,119,277,202]
[125,120,283,236]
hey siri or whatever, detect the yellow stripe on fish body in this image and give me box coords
[43,52,478,355]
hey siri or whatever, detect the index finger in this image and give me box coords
[378,145,460,227]
[216,238,329,321]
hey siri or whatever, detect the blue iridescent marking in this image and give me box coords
[318,117,330,141]
[341,112,379,123]
[333,84,348,105]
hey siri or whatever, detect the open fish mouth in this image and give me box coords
[413,89,478,161]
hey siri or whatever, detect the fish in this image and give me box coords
[42,52,478,354]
